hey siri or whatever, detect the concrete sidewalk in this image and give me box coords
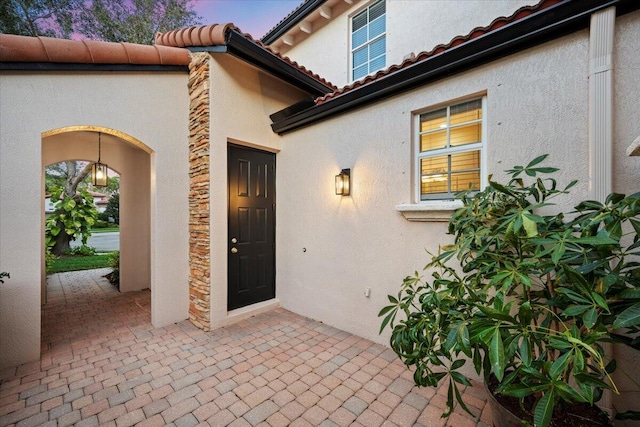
[0,269,491,426]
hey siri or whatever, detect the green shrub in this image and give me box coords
[380,155,640,426]
[63,245,96,256]
[93,219,110,228]
[108,250,120,288]
[45,247,57,273]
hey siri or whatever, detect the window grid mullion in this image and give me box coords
[414,97,485,201]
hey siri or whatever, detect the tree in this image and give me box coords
[104,193,120,224]
[76,0,201,45]
[45,161,96,255]
[0,0,82,38]
[0,0,201,45]
[105,176,120,196]
[45,188,97,255]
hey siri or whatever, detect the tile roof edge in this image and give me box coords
[261,0,326,44]
[156,23,337,92]
[0,34,191,66]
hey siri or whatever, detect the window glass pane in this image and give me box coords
[369,55,385,73]
[369,16,385,39]
[353,47,368,67]
[451,171,480,192]
[450,123,481,146]
[352,27,367,49]
[421,155,449,196]
[420,130,447,152]
[422,179,448,196]
[421,155,448,175]
[450,99,482,125]
[420,108,446,132]
[451,150,480,171]
[352,11,368,32]
[353,64,368,80]
[369,37,385,58]
[369,0,386,21]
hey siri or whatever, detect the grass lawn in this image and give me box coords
[90,227,119,233]
[48,255,111,274]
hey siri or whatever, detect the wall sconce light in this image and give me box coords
[335,168,350,196]
[92,132,109,187]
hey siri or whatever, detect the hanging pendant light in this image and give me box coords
[92,132,108,187]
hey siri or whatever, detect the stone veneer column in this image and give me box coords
[188,52,211,330]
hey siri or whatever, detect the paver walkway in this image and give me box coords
[0,269,492,427]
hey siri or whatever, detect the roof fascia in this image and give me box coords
[261,0,326,45]
[0,63,188,72]
[224,29,333,97]
[271,0,639,134]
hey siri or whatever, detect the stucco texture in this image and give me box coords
[207,53,311,328]
[275,30,592,346]
[0,72,190,369]
[281,0,534,88]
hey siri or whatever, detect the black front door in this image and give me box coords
[228,144,276,310]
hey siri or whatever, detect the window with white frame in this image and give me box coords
[416,98,485,201]
[351,0,386,81]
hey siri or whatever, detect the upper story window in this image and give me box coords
[351,0,386,81]
[416,98,485,201]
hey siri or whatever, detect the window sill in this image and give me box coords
[395,201,463,222]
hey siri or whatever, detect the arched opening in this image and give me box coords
[44,160,120,293]
[41,127,152,306]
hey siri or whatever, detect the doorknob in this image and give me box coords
[231,247,238,254]
[231,238,237,243]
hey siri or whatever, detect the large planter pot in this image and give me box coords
[484,381,528,427]
[484,381,612,427]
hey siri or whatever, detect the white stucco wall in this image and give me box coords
[278,0,533,88]
[207,54,311,327]
[610,11,640,419]
[275,30,593,345]
[612,11,640,195]
[0,71,190,369]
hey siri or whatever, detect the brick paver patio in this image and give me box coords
[0,269,492,426]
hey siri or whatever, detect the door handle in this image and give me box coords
[231,238,237,243]
[231,247,238,254]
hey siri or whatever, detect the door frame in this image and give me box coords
[227,143,277,311]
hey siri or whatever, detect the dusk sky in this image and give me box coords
[190,0,305,39]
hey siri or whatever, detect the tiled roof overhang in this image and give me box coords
[271,0,640,135]
[155,24,336,97]
[261,0,325,45]
[0,34,191,72]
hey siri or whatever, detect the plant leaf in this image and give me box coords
[490,330,506,382]
[613,302,640,329]
[534,389,555,427]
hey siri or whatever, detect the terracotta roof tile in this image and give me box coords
[315,0,562,105]
[155,23,337,91]
[0,33,191,66]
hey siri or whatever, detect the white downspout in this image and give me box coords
[588,7,615,201]
[588,6,616,416]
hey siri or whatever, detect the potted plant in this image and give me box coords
[380,155,640,426]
